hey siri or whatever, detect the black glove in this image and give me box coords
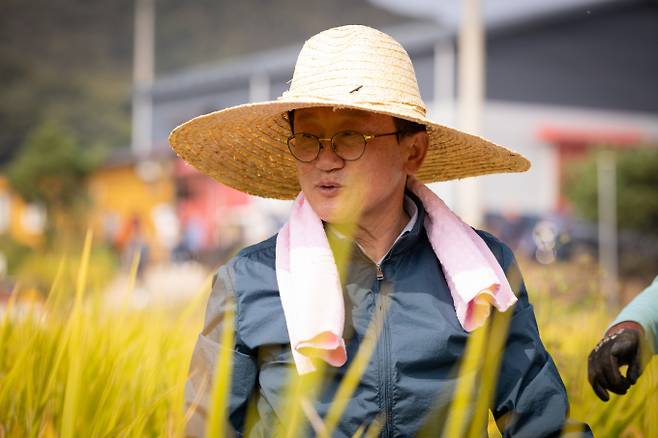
[587,327,648,401]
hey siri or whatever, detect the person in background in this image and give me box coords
[114,214,149,277]
[588,276,658,401]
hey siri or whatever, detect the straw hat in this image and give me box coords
[169,25,530,199]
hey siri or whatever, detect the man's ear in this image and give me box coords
[403,131,428,174]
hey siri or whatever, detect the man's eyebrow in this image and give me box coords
[294,115,321,129]
[295,110,371,129]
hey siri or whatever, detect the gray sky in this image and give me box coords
[368,0,625,30]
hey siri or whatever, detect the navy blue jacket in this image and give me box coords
[185,196,590,437]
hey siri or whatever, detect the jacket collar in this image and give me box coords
[385,189,426,260]
[326,189,427,265]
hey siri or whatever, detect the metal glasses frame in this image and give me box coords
[286,130,401,163]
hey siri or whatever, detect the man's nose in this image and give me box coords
[315,140,344,171]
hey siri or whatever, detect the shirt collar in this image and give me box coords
[326,194,419,264]
[400,194,418,237]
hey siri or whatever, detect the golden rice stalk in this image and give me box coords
[205,304,236,437]
[443,305,513,438]
[321,299,388,438]
[61,229,93,438]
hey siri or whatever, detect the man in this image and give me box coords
[170,25,589,437]
[588,276,658,401]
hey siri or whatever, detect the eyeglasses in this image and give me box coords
[286,130,401,163]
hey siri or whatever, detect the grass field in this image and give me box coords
[1,235,656,437]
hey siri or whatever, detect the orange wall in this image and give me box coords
[0,176,44,247]
[87,161,175,262]
[2,161,176,263]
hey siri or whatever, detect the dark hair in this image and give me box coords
[287,110,296,134]
[393,117,427,138]
[287,110,426,139]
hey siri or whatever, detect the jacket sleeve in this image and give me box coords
[609,275,658,354]
[184,264,258,438]
[491,242,592,437]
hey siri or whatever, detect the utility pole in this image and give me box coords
[597,148,619,311]
[456,0,484,227]
[430,39,457,207]
[132,0,155,159]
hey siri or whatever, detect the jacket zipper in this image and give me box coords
[376,263,384,281]
[374,264,393,437]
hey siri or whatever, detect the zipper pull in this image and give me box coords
[376,264,384,281]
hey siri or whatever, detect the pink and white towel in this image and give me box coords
[275,176,517,375]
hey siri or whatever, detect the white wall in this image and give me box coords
[428,100,658,216]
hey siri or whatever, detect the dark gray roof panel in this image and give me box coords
[151,1,658,117]
[486,1,658,112]
[152,22,447,102]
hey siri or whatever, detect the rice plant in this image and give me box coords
[0,231,208,437]
[1,234,656,437]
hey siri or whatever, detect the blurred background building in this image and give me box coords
[149,0,658,261]
[1,0,657,298]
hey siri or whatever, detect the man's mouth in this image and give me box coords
[316,182,342,195]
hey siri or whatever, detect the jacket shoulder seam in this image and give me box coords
[222,263,241,336]
[236,234,278,258]
[473,228,507,268]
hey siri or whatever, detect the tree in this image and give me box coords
[564,146,658,278]
[565,147,658,235]
[6,120,105,244]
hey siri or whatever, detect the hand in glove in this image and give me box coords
[587,322,649,401]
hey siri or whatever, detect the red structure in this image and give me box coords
[537,125,644,213]
[173,158,251,251]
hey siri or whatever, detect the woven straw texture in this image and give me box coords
[169,25,530,199]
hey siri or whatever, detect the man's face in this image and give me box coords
[293,107,425,225]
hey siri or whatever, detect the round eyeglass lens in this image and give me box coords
[333,132,366,160]
[288,133,319,162]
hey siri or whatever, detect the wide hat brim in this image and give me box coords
[168,98,530,200]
